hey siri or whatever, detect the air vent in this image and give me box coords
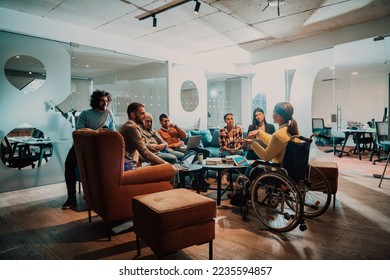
[321,78,336,82]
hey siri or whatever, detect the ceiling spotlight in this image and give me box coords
[194,0,201,14]
[262,0,285,16]
[152,15,157,28]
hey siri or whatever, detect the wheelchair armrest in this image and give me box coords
[251,159,281,169]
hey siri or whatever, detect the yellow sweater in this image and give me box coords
[250,124,297,164]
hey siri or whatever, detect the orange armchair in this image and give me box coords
[73,128,175,225]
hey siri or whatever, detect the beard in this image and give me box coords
[97,104,107,111]
[134,115,144,125]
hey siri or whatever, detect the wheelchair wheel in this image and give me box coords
[250,171,303,232]
[299,166,331,218]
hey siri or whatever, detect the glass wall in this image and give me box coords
[313,37,390,152]
[0,31,168,193]
[207,77,244,129]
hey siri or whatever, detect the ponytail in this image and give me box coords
[287,118,299,136]
[274,102,299,136]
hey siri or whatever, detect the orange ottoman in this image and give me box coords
[310,160,339,208]
[132,188,216,259]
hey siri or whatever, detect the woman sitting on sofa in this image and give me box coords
[246,107,275,160]
[219,113,244,157]
[140,112,182,163]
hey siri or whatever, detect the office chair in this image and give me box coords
[372,121,389,165]
[31,128,44,138]
[312,118,328,146]
[372,121,390,187]
[1,136,39,169]
[323,121,349,156]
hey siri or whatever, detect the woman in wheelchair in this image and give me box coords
[241,101,299,178]
[236,102,331,232]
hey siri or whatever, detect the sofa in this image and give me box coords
[187,129,220,157]
[187,129,248,158]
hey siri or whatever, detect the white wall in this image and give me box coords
[251,49,334,137]
[168,64,208,130]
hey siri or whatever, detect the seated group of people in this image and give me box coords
[62,89,298,210]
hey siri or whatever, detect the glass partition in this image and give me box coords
[207,77,243,129]
[0,31,168,193]
[4,55,46,94]
[313,37,390,154]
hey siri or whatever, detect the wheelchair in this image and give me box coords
[231,134,331,232]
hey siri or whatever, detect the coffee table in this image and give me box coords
[202,163,249,206]
[177,163,204,193]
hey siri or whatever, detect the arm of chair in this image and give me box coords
[121,163,175,185]
[251,159,281,168]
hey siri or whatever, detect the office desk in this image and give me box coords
[7,137,53,167]
[339,129,375,160]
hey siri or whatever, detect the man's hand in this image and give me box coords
[174,140,184,148]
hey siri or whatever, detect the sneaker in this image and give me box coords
[62,197,77,209]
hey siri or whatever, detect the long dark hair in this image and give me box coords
[274,102,299,136]
[90,90,112,109]
[252,107,269,128]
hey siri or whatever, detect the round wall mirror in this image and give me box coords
[4,55,46,94]
[1,125,53,170]
[180,80,199,112]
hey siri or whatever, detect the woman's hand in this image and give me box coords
[248,130,259,139]
[240,138,253,144]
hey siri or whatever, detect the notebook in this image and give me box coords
[173,150,197,170]
[232,156,249,166]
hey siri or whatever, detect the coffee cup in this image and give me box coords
[197,153,203,164]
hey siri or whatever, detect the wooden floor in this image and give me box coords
[1,158,390,260]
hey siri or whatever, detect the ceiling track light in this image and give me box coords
[152,15,157,28]
[194,0,201,14]
[137,0,201,24]
[262,0,285,16]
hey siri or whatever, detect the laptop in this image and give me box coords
[173,150,197,171]
[186,135,202,149]
[177,135,202,152]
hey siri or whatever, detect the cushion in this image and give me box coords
[132,189,216,232]
[208,130,220,148]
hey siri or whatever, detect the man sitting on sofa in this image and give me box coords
[157,114,210,159]
[140,112,182,163]
[157,113,210,190]
[119,103,177,173]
